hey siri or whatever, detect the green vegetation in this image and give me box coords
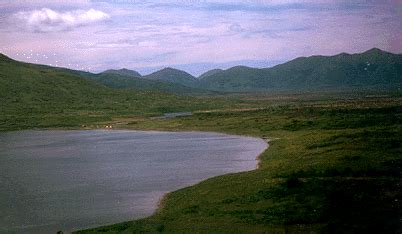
[30,48,401,95]
[143,67,199,88]
[1,50,401,233]
[198,48,402,92]
[76,96,402,233]
[88,72,214,96]
[101,68,142,78]
[71,48,402,94]
[198,68,224,79]
[0,54,235,132]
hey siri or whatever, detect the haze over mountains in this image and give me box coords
[89,68,213,95]
[196,48,402,92]
[96,48,401,93]
[1,48,401,99]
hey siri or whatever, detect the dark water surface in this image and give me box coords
[0,130,267,233]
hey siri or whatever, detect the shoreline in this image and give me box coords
[151,135,270,220]
[74,128,269,233]
[75,128,269,233]
[0,128,268,233]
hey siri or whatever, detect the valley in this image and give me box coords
[0,49,401,233]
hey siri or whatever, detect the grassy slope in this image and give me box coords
[198,48,402,92]
[101,69,142,78]
[1,53,401,233]
[77,96,402,233]
[88,72,214,96]
[0,55,236,132]
[144,68,198,88]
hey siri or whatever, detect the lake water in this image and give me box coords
[0,130,267,233]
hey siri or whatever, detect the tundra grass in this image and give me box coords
[76,97,402,233]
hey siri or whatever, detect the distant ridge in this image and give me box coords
[0,53,213,101]
[198,69,223,79]
[89,71,213,95]
[144,67,198,87]
[101,68,142,78]
[1,48,401,94]
[197,48,402,92]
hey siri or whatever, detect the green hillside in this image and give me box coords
[78,96,402,233]
[36,48,400,96]
[198,68,224,79]
[1,47,401,133]
[144,67,198,87]
[101,68,142,77]
[199,66,266,91]
[1,51,401,233]
[0,54,222,131]
[198,48,402,92]
[89,72,214,95]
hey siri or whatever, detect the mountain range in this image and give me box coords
[0,53,205,127]
[197,48,402,92]
[93,48,402,93]
[1,48,401,98]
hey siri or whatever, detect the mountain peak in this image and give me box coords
[159,67,185,73]
[144,67,197,87]
[198,48,401,92]
[364,48,385,54]
[225,65,254,73]
[101,68,142,77]
[119,68,132,72]
[229,65,252,70]
[152,67,194,77]
[336,52,350,57]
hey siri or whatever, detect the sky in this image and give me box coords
[1,0,401,76]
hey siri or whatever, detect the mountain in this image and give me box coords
[101,68,142,78]
[89,72,213,95]
[198,69,223,79]
[0,54,207,131]
[144,67,198,87]
[1,47,400,103]
[0,54,108,108]
[198,66,265,91]
[198,48,402,92]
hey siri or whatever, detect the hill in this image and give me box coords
[101,68,142,78]
[198,48,402,92]
[1,47,400,105]
[0,54,213,131]
[89,72,214,95]
[198,69,223,79]
[144,67,198,87]
[46,48,400,95]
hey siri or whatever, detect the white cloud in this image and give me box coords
[14,8,110,32]
[1,0,399,73]
[0,0,90,9]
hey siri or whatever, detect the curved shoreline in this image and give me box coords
[76,129,270,233]
[0,129,268,233]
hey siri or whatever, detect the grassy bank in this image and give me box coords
[75,96,402,233]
